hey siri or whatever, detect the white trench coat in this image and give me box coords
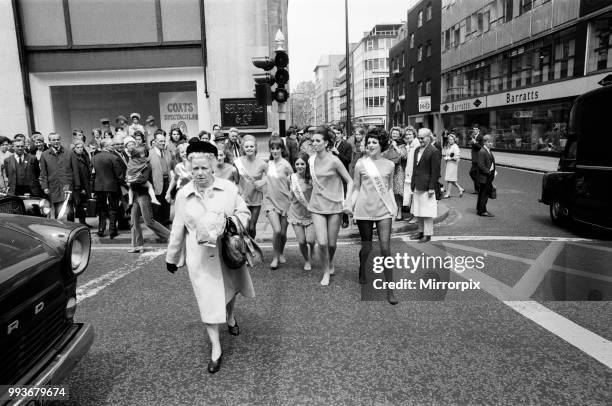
[166,178,255,324]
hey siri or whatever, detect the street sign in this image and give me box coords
[220,98,267,129]
[418,96,431,112]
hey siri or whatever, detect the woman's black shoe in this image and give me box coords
[227,319,240,336]
[207,352,223,374]
[387,290,398,305]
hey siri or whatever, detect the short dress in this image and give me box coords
[235,157,266,206]
[444,144,460,182]
[353,157,396,221]
[308,154,345,215]
[288,173,313,226]
[263,159,292,216]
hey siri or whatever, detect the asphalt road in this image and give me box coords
[63,166,612,405]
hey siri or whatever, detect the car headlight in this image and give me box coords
[68,229,91,275]
[39,198,52,216]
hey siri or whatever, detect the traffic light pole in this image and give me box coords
[344,0,351,136]
[278,100,286,137]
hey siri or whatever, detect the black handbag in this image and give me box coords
[86,197,97,216]
[488,185,497,199]
[221,216,263,269]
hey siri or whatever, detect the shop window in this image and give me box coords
[418,11,424,28]
[553,38,575,80]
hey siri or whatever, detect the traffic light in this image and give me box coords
[252,49,289,106]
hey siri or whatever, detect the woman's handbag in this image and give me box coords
[221,215,263,269]
[86,196,97,216]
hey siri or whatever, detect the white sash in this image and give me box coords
[234,157,255,183]
[362,157,396,217]
[267,160,279,178]
[290,173,309,208]
[308,155,343,203]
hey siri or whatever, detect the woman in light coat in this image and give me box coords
[166,141,254,374]
[443,134,464,198]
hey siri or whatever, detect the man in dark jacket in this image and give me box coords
[4,138,43,197]
[70,140,92,227]
[92,138,125,238]
[111,135,130,230]
[39,132,74,220]
[468,128,482,194]
[409,128,441,243]
[476,134,496,217]
[331,126,352,228]
[282,128,300,169]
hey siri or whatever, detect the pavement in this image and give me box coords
[89,203,450,245]
[459,147,559,173]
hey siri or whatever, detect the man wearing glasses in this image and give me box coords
[409,128,441,243]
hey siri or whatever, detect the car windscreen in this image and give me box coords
[0,229,47,269]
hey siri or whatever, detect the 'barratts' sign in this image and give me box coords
[220,98,267,129]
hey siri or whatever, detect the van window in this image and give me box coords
[575,89,612,167]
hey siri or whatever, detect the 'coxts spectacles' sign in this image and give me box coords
[220,98,267,129]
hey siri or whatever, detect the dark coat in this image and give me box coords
[470,137,481,163]
[92,150,125,193]
[71,151,92,195]
[333,139,352,171]
[284,136,300,168]
[4,153,43,196]
[39,147,74,203]
[411,144,441,192]
[477,147,495,184]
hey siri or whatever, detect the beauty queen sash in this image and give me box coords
[308,155,343,203]
[290,173,309,208]
[362,157,396,217]
[234,157,255,183]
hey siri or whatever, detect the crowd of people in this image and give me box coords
[0,118,497,373]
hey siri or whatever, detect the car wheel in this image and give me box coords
[550,199,570,226]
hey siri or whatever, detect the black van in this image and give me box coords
[540,77,612,230]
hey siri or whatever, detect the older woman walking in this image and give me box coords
[166,141,255,374]
[443,134,465,198]
[383,126,407,220]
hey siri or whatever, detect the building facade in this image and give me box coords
[2,0,288,147]
[313,54,344,125]
[351,24,402,128]
[440,0,612,154]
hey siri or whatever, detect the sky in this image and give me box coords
[287,0,416,89]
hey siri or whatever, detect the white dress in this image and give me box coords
[444,144,460,182]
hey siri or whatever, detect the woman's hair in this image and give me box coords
[294,152,311,183]
[241,134,257,153]
[132,145,147,158]
[313,125,335,149]
[73,139,84,148]
[390,126,404,137]
[365,127,389,151]
[447,133,456,143]
[268,136,286,160]
[188,152,217,164]
[404,125,417,136]
[198,130,210,140]
[169,127,186,143]
[133,130,145,142]
[92,128,102,136]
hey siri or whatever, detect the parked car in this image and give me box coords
[540,77,612,231]
[0,190,52,218]
[0,197,94,402]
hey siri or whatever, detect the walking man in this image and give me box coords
[476,134,496,217]
[409,128,441,243]
[40,132,74,220]
[92,139,124,238]
[149,132,174,226]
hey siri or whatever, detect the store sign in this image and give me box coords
[418,96,431,112]
[220,98,267,129]
[441,97,487,113]
[159,92,199,137]
[513,110,533,118]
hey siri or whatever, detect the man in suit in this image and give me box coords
[111,135,130,230]
[149,132,174,227]
[225,127,243,161]
[40,132,74,220]
[331,126,352,228]
[476,134,496,217]
[409,128,441,243]
[468,128,482,194]
[4,138,43,196]
[92,138,125,238]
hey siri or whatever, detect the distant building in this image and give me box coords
[313,54,344,125]
[389,1,441,133]
[338,44,358,131]
[351,24,402,129]
[440,0,612,154]
[1,0,288,146]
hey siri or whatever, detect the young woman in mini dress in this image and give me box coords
[288,152,316,271]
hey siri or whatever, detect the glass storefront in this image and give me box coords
[442,99,572,153]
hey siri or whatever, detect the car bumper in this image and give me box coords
[7,323,94,406]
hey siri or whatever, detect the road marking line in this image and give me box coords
[513,242,565,298]
[402,240,612,369]
[570,242,612,254]
[425,236,595,242]
[77,249,166,303]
